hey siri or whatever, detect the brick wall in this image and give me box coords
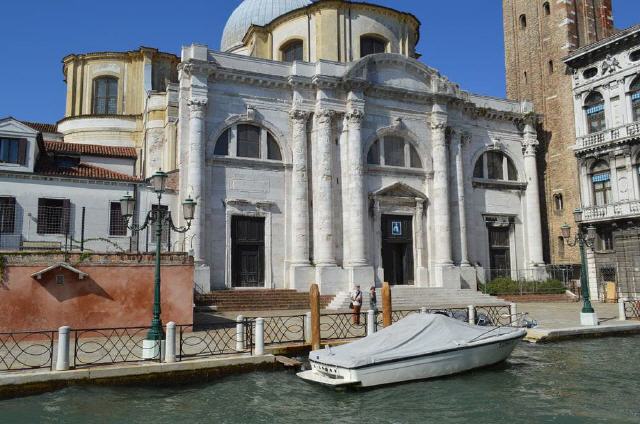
[503,0,614,264]
[0,252,194,332]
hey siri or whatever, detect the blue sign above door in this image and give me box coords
[391,221,402,236]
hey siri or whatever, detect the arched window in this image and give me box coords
[584,92,606,134]
[630,76,640,122]
[213,124,282,162]
[519,14,527,29]
[473,151,518,181]
[360,36,386,58]
[548,60,554,74]
[367,136,421,169]
[557,236,565,258]
[93,77,118,115]
[554,193,564,211]
[543,2,551,16]
[281,39,303,62]
[591,161,611,206]
[630,50,640,62]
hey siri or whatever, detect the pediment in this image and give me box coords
[371,182,426,199]
[0,117,38,137]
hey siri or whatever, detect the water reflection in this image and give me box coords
[1,337,639,423]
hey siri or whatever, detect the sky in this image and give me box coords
[1,0,639,124]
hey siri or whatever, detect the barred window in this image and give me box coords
[93,77,118,115]
[367,136,421,169]
[237,124,261,159]
[109,202,127,236]
[584,92,605,134]
[281,40,303,62]
[384,136,405,167]
[0,197,16,234]
[37,198,70,235]
[473,151,518,181]
[360,36,386,58]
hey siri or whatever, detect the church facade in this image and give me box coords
[178,0,546,294]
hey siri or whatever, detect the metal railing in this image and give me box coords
[73,327,158,367]
[178,320,253,360]
[320,313,367,340]
[475,305,513,326]
[0,330,55,371]
[480,266,579,296]
[247,315,305,345]
[623,299,640,320]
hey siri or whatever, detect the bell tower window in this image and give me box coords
[92,77,118,115]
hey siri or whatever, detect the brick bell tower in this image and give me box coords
[502,0,614,265]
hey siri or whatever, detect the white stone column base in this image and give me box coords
[433,265,461,289]
[416,267,430,287]
[460,265,477,290]
[580,312,599,326]
[193,264,211,293]
[289,265,315,291]
[347,266,375,287]
[142,339,164,360]
[316,266,347,295]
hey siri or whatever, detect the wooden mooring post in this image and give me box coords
[382,282,392,328]
[310,283,321,350]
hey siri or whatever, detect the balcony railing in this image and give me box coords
[576,121,640,151]
[581,200,640,223]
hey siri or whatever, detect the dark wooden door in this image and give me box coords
[488,226,511,279]
[381,215,414,285]
[232,216,265,287]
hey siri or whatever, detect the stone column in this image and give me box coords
[431,107,453,266]
[455,131,471,266]
[188,98,207,262]
[523,122,545,267]
[290,109,311,266]
[313,108,336,266]
[346,108,367,266]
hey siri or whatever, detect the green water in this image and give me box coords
[1,337,639,423]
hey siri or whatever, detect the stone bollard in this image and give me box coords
[164,322,176,363]
[304,312,312,343]
[468,305,476,325]
[310,284,321,351]
[255,318,265,355]
[382,282,392,328]
[618,298,627,321]
[510,303,518,326]
[236,315,245,352]
[420,307,428,315]
[55,326,71,371]
[367,310,376,335]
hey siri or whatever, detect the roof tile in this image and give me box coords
[44,141,138,159]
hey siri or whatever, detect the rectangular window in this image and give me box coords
[0,138,27,165]
[109,202,128,236]
[592,173,611,206]
[37,198,70,235]
[384,136,405,167]
[597,229,614,251]
[586,104,606,134]
[150,204,169,246]
[0,197,16,234]
[236,125,261,158]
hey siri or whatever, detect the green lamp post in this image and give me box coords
[120,170,197,357]
[560,208,598,326]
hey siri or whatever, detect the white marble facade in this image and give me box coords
[177,45,545,294]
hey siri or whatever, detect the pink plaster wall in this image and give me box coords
[0,263,193,332]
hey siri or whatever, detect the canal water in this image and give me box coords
[1,336,639,423]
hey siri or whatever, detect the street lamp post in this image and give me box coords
[561,208,598,326]
[120,170,197,358]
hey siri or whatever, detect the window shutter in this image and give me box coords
[62,199,71,235]
[18,139,28,165]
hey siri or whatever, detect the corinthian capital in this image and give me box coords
[188,98,208,113]
[523,138,539,156]
[431,120,447,131]
[289,109,310,123]
[315,108,335,125]
[346,108,365,125]
[461,131,472,144]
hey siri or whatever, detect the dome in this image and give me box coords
[221,0,313,52]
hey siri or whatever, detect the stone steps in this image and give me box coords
[195,290,334,312]
[327,287,508,310]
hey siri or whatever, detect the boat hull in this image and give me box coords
[298,331,525,388]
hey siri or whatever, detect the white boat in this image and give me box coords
[297,313,526,388]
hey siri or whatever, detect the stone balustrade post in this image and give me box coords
[510,303,518,326]
[255,318,265,355]
[618,298,627,321]
[367,310,376,335]
[164,322,176,363]
[468,305,476,325]
[304,312,312,343]
[55,326,70,371]
[235,315,245,352]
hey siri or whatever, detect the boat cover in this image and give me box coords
[310,314,523,368]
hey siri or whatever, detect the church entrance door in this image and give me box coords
[381,215,414,285]
[231,216,265,288]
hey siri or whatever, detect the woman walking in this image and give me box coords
[351,285,363,324]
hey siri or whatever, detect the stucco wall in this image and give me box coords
[0,253,193,332]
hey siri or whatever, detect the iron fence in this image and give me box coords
[474,305,513,326]
[624,299,640,320]
[320,313,367,340]
[0,330,55,371]
[178,320,253,360]
[248,315,305,345]
[73,327,158,367]
[480,266,579,296]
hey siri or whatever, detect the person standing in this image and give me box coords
[351,285,363,324]
[369,286,377,311]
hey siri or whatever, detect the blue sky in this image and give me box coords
[1,0,638,123]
